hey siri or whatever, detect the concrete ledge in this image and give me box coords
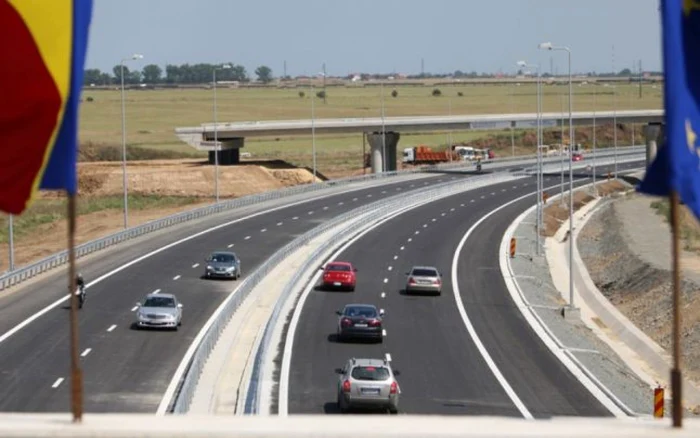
[0,414,698,437]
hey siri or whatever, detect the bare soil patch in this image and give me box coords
[542,180,628,237]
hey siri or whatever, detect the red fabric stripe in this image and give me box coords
[0,2,62,214]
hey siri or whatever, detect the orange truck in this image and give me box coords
[402,146,459,164]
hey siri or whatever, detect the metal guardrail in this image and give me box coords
[242,172,535,414]
[167,171,527,414]
[0,162,475,292]
[0,146,645,293]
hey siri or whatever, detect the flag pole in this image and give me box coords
[670,190,683,428]
[67,193,83,422]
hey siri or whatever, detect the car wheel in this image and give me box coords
[338,394,349,413]
[389,407,398,414]
[377,336,383,344]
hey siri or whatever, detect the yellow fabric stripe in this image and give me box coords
[8,0,73,207]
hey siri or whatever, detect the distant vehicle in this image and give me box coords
[204,251,241,280]
[402,146,460,164]
[320,261,357,291]
[336,304,384,342]
[335,357,400,414]
[135,293,183,330]
[405,266,442,295]
[572,152,584,162]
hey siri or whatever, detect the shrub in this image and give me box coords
[298,91,305,98]
[457,91,464,97]
[316,90,326,99]
[86,96,94,102]
[391,89,398,98]
[432,88,442,96]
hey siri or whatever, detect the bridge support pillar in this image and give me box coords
[643,123,663,168]
[367,132,400,173]
[208,138,244,165]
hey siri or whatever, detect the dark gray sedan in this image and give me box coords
[204,251,241,280]
[336,304,384,343]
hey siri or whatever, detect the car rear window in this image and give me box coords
[351,366,390,381]
[344,306,377,318]
[412,268,438,277]
[327,264,351,272]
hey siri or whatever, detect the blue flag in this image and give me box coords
[638,0,700,220]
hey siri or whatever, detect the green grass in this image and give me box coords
[80,83,662,158]
[650,199,700,252]
[0,195,200,244]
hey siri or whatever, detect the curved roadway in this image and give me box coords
[287,162,643,417]
[0,173,471,412]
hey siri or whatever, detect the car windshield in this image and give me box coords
[143,297,176,308]
[327,264,351,272]
[351,366,390,381]
[211,254,234,263]
[412,268,438,277]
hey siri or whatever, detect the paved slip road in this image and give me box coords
[288,162,643,417]
[0,173,475,413]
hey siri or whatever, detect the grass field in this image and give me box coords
[80,83,662,161]
[0,195,199,244]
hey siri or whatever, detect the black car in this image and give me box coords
[336,304,384,343]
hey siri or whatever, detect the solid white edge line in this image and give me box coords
[499,187,631,417]
[278,203,424,415]
[51,378,64,388]
[452,202,534,419]
[1,179,414,347]
[277,184,503,415]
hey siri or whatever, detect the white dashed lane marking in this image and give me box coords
[393,255,398,260]
[81,348,92,358]
[52,378,64,389]
[382,329,387,337]
[131,306,138,312]
[308,211,314,215]
[277,222,283,226]
[227,244,234,248]
[400,246,405,250]
[293,216,299,220]
[381,292,386,298]
[338,202,344,206]
[383,278,388,283]
[153,289,161,294]
[261,228,267,232]
[173,274,181,280]
[407,238,412,242]
[385,353,392,362]
[323,206,329,209]
[388,266,393,271]
[381,191,386,194]
[192,263,199,268]
[107,324,117,332]
[245,236,251,240]
[423,224,428,228]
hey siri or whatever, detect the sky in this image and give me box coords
[85,0,661,77]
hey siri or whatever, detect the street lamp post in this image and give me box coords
[311,84,317,180]
[518,61,542,255]
[213,64,232,203]
[380,81,386,172]
[120,53,144,229]
[8,214,14,271]
[540,42,576,312]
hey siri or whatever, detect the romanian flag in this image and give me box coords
[0,0,93,214]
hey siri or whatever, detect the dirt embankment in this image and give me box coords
[578,196,700,385]
[2,161,318,268]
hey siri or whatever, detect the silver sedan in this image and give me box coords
[135,293,183,330]
[404,266,442,295]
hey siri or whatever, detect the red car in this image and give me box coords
[321,261,357,291]
[572,152,584,161]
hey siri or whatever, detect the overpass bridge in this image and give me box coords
[174,109,664,172]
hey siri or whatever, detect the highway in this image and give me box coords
[0,173,471,412]
[286,161,643,417]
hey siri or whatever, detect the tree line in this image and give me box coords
[83,63,274,86]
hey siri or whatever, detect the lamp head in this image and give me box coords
[222,64,232,69]
[516,61,527,67]
[132,54,144,60]
[538,42,553,50]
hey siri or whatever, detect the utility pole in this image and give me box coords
[421,58,425,77]
[284,60,287,80]
[638,59,643,99]
[322,62,327,104]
